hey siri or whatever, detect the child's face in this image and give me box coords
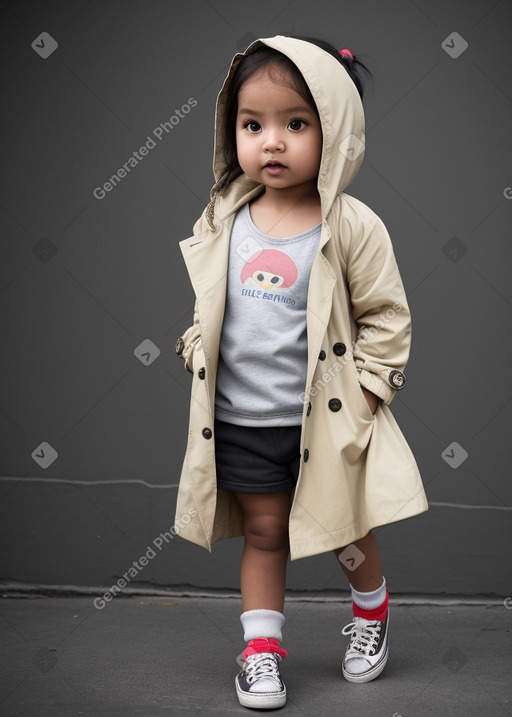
[235,65,322,198]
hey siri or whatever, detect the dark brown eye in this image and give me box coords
[288,119,305,131]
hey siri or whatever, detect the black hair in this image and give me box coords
[289,35,373,101]
[215,34,373,195]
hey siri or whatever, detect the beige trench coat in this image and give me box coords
[173,36,428,561]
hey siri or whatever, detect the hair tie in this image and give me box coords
[340,48,354,62]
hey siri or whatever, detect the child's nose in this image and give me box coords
[262,130,285,152]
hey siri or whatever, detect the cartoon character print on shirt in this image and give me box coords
[241,248,298,289]
[240,249,298,306]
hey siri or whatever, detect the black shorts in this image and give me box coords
[214,417,302,494]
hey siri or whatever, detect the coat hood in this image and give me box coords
[207,35,366,226]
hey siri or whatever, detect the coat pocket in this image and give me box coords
[347,360,376,423]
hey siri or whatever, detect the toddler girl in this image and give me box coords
[175,34,428,710]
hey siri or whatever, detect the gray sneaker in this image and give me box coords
[236,650,287,709]
[342,612,389,683]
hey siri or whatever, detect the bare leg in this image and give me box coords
[235,489,293,613]
[332,530,384,593]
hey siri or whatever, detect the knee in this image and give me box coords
[244,515,289,552]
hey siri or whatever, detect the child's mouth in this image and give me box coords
[264,162,287,176]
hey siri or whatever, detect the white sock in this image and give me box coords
[350,576,387,611]
[240,609,285,642]
[346,578,387,673]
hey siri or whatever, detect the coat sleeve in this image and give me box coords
[346,215,411,405]
[175,206,209,374]
[175,298,202,374]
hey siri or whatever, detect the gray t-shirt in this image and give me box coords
[215,202,322,427]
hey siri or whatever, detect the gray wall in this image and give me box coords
[1,0,511,597]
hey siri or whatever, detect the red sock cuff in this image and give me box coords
[242,637,288,661]
[352,588,389,622]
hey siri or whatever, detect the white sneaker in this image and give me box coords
[236,643,287,709]
[341,612,389,683]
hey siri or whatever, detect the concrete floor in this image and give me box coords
[0,593,510,716]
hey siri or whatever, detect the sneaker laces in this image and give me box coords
[342,617,382,657]
[243,652,283,688]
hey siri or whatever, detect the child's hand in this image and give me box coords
[361,387,380,414]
